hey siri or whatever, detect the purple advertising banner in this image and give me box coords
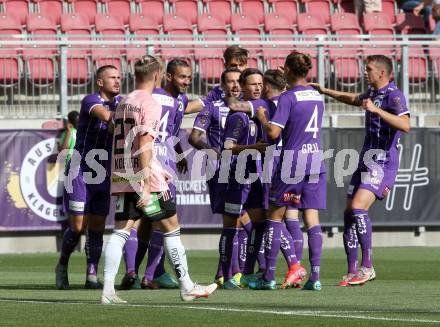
[1,128,439,231]
[0,129,219,231]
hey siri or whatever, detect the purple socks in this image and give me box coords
[85,229,103,277]
[144,230,165,281]
[353,209,373,268]
[123,228,138,274]
[242,221,266,275]
[307,225,322,282]
[263,220,282,281]
[59,227,80,266]
[280,223,298,268]
[343,210,359,274]
[237,228,248,271]
[219,228,237,281]
[285,218,304,262]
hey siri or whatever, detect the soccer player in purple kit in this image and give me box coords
[219,68,269,289]
[250,52,326,291]
[188,68,242,286]
[309,55,410,286]
[55,65,122,290]
[184,46,250,114]
[227,69,306,288]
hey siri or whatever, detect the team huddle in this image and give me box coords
[54,46,410,304]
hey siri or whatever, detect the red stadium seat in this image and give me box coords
[68,0,98,24]
[363,12,393,33]
[333,57,362,85]
[162,14,194,58]
[231,14,261,55]
[0,56,20,85]
[263,13,295,69]
[93,14,125,73]
[202,0,233,25]
[330,13,361,33]
[94,14,125,36]
[236,0,265,25]
[26,58,57,85]
[1,0,29,25]
[127,14,160,63]
[169,0,199,25]
[135,0,165,25]
[0,13,22,46]
[32,0,64,25]
[395,13,425,35]
[102,0,132,25]
[25,14,58,55]
[197,13,227,39]
[60,13,92,83]
[297,13,327,35]
[268,0,298,25]
[381,0,397,25]
[61,13,92,57]
[195,48,224,84]
[302,0,332,25]
[407,56,428,84]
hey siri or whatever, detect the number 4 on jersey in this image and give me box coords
[305,105,319,138]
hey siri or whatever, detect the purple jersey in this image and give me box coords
[249,96,280,144]
[153,88,179,143]
[202,85,225,106]
[270,85,325,176]
[224,112,261,185]
[193,99,230,152]
[173,93,188,136]
[75,92,122,172]
[358,81,409,170]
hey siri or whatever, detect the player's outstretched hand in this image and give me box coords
[255,106,267,122]
[308,83,325,94]
[362,99,378,113]
[177,158,188,174]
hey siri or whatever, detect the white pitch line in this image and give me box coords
[1,299,440,324]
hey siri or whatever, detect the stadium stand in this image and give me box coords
[230,14,260,67]
[268,0,298,25]
[1,0,29,25]
[169,0,199,25]
[135,0,164,25]
[236,0,266,24]
[202,0,233,25]
[33,0,64,25]
[162,14,194,59]
[68,0,98,24]
[102,0,132,25]
[302,0,332,25]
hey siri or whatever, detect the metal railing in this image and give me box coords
[0,35,439,119]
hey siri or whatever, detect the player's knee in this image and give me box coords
[71,222,86,234]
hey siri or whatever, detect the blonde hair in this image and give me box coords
[134,55,162,82]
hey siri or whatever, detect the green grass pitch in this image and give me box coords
[0,247,439,326]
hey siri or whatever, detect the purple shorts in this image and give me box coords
[269,173,327,210]
[220,180,264,218]
[207,178,225,214]
[348,165,397,200]
[63,170,110,217]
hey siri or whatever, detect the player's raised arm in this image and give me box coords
[308,82,362,106]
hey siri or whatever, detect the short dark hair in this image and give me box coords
[223,46,249,65]
[67,110,79,125]
[96,65,118,79]
[263,69,286,91]
[239,68,263,85]
[221,67,241,84]
[166,58,190,75]
[366,55,393,75]
[284,51,312,78]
